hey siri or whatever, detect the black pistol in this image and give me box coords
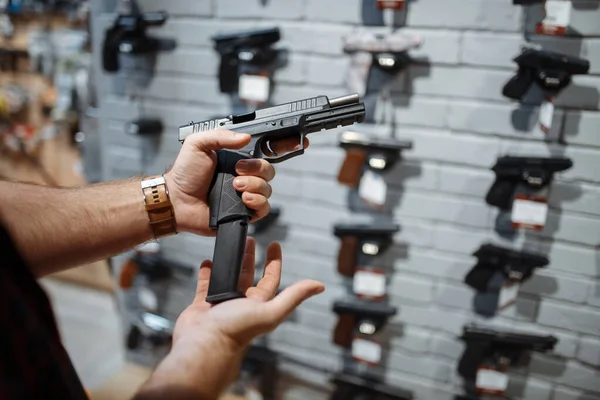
[466,244,549,292]
[178,94,365,304]
[331,372,413,400]
[486,156,573,210]
[503,48,590,101]
[458,325,557,383]
[212,27,281,94]
[102,0,172,73]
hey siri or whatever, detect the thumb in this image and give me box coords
[186,129,251,152]
[262,280,325,330]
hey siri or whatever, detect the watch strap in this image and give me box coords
[141,175,177,238]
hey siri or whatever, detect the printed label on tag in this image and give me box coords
[536,0,571,36]
[377,0,405,9]
[352,338,382,365]
[358,170,387,208]
[354,269,386,298]
[511,197,548,230]
[498,281,520,310]
[539,100,554,134]
[138,287,158,312]
[476,368,509,394]
[239,74,270,103]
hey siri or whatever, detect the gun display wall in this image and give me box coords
[93,0,600,399]
[0,1,91,174]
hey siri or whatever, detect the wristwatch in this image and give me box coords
[141,175,177,238]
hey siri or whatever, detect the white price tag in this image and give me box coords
[476,368,509,393]
[353,270,386,298]
[352,338,382,365]
[511,198,548,230]
[537,0,571,36]
[544,1,572,27]
[539,100,555,134]
[138,287,158,312]
[358,170,387,208]
[498,281,520,310]
[239,74,270,103]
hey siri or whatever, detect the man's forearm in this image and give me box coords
[0,178,154,276]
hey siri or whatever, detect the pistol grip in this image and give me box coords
[218,53,239,93]
[338,150,367,188]
[331,385,354,400]
[464,264,496,292]
[502,69,533,101]
[485,179,515,210]
[458,343,487,382]
[206,150,254,304]
[338,236,359,277]
[102,27,122,72]
[333,315,355,348]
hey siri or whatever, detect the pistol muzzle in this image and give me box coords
[330,93,360,108]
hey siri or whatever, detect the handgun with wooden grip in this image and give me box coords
[337,131,412,188]
[332,299,397,348]
[333,222,400,278]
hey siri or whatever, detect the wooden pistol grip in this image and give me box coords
[338,236,359,277]
[333,315,356,348]
[337,149,367,188]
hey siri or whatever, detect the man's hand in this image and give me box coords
[134,238,324,400]
[165,130,308,236]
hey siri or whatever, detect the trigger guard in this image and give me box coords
[258,135,306,163]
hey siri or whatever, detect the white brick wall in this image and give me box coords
[93,0,600,398]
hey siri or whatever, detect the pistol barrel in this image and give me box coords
[330,93,360,108]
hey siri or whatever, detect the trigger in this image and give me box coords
[263,147,305,163]
[265,140,276,157]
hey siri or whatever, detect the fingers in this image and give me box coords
[269,137,310,155]
[261,280,325,330]
[186,130,251,152]
[242,192,270,222]
[237,237,257,294]
[233,176,272,198]
[235,159,275,182]
[194,260,213,303]
[234,173,273,223]
[246,242,283,301]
